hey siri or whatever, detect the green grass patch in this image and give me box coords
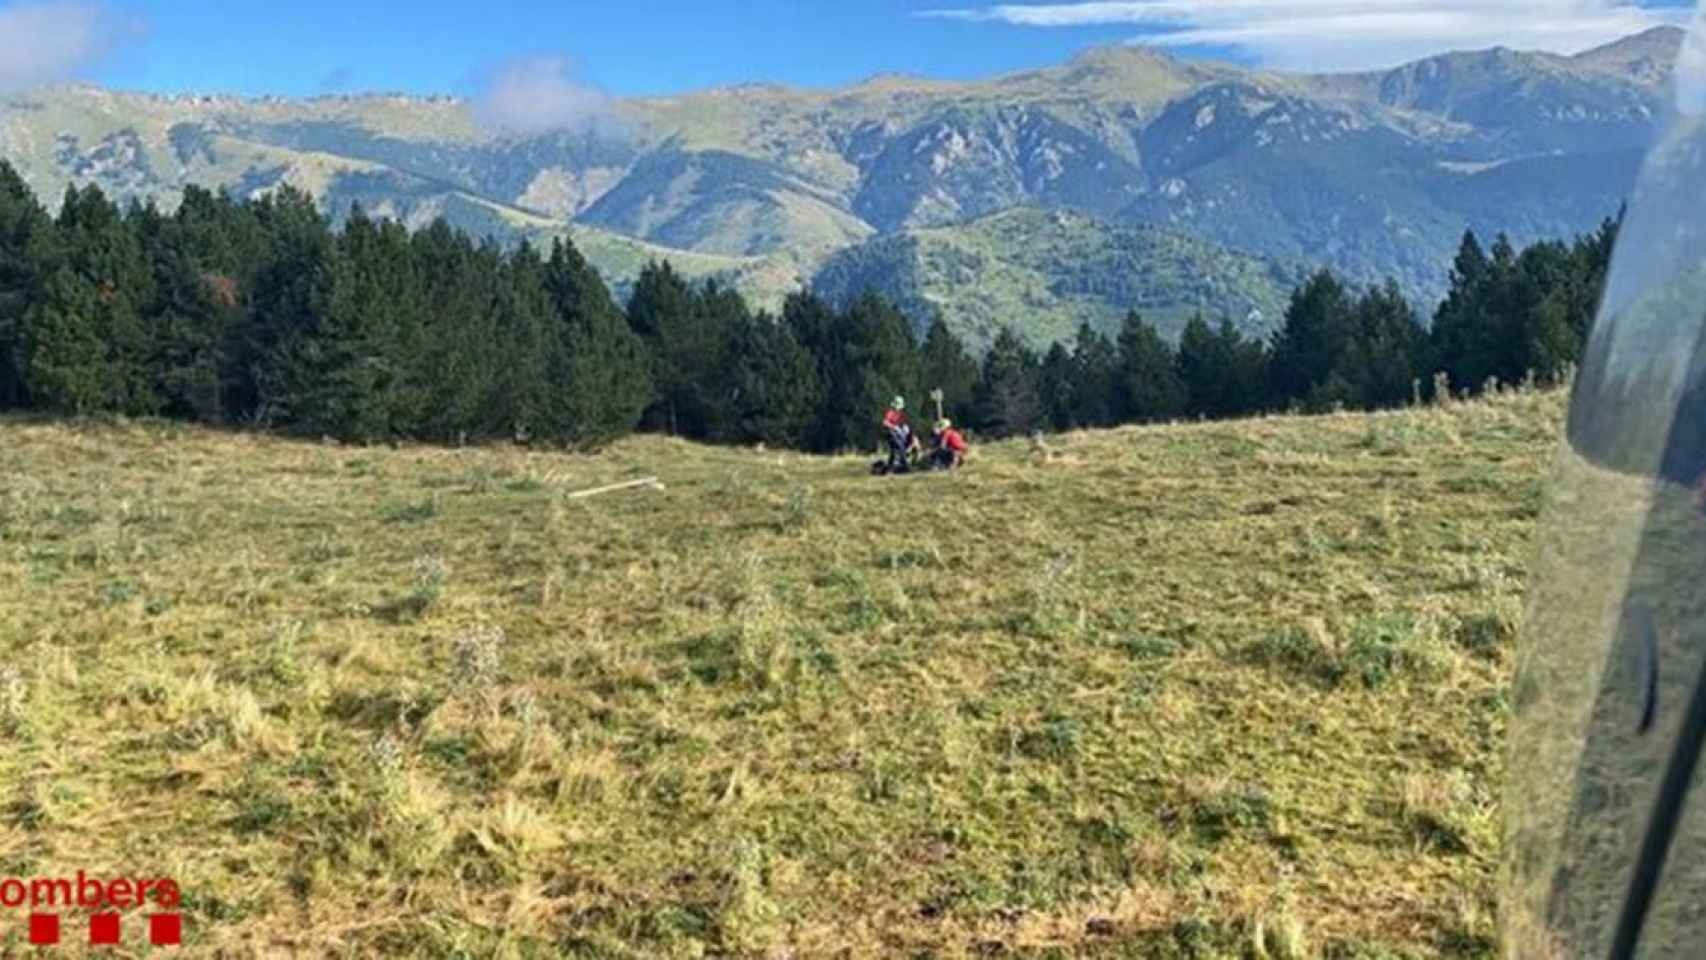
[0,388,1561,956]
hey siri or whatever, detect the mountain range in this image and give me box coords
[0,26,1683,351]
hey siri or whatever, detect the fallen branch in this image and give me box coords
[565,476,663,500]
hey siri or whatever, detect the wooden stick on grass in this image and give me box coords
[566,476,663,500]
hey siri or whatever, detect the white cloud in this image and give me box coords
[470,56,625,138]
[918,1,1690,71]
[0,1,142,91]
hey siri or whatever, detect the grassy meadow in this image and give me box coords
[0,388,1563,958]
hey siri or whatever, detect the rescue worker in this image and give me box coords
[881,396,918,474]
[929,417,967,470]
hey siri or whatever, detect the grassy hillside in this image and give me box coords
[813,207,1310,351]
[574,148,875,262]
[0,388,1558,957]
[537,223,806,315]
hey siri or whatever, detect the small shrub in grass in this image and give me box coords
[1400,772,1476,856]
[451,625,505,690]
[1193,783,1274,842]
[1244,615,1451,690]
[1343,613,1452,690]
[1361,418,1414,456]
[1242,624,1343,688]
[259,620,307,687]
[1118,634,1181,660]
[1415,817,1473,858]
[462,466,500,495]
[422,734,476,771]
[1167,916,1249,958]
[677,628,775,688]
[505,687,541,728]
[718,838,783,952]
[102,579,137,607]
[1251,912,1310,960]
[859,758,907,803]
[385,554,448,621]
[1453,604,1519,658]
[714,470,751,498]
[0,668,27,737]
[776,485,812,532]
[368,730,405,774]
[505,474,545,493]
[166,714,232,751]
[1016,713,1081,761]
[880,547,936,570]
[230,782,293,836]
[303,533,350,564]
[1324,940,1412,959]
[384,495,438,524]
[1004,554,1084,639]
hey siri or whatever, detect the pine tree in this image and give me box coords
[268,202,413,440]
[839,291,922,449]
[1038,341,1076,430]
[172,186,265,420]
[1343,280,1424,409]
[782,291,845,450]
[142,219,236,422]
[1176,313,1230,418]
[977,326,1043,438]
[1478,234,1524,389]
[0,160,52,409]
[790,291,918,451]
[490,240,555,440]
[1174,314,1267,420]
[412,226,507,441]
[1220,319,1269,417]
[693,280,759,440]
[1068,322,1119,428]
[918,316,979,428]
[1452,230,1489,288]
[1569,215,1619,346]
[365,217,429,434]
[1511,241,1577,384]
[21,266,108,413]
[542,237,652,448]
[1268,269,1356,410]
[43,183,160,415]
[1427,232,1492,399]
[1114,310,1183,423]
[627,261,731,438]
[722,310,821,446]
[240,185,339,427]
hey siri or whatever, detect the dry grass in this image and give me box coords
[0,390,1562,957]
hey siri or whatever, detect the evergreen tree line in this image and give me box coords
[0,161,1620,452]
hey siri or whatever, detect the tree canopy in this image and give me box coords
[0,160,1620,452]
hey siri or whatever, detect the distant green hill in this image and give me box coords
[542,223,805,314]
[811,208,1309,352]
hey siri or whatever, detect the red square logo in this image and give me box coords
[149,913,182,946]
[29,912,60,945]
[90,912,121,945]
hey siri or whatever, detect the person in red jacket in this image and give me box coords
[879,396,918,473]
[883,395,908,433]
[929,417,967,470]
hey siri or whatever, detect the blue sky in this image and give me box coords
[0,0,1697,99]
[44,0,1168,97]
